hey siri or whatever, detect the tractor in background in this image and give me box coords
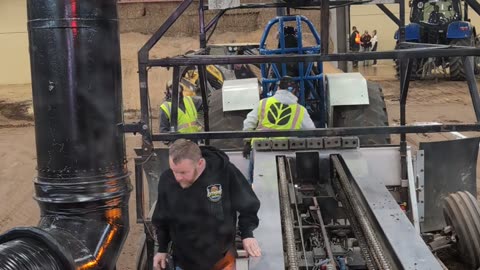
[395,0,480,80]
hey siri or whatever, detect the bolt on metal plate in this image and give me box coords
[289,138,306,150]
[254,140,272,151]
[341,137,359,149]
[323,137,342,149]
[306,138,324,149]
[271,139,289,150]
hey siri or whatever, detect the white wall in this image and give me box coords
[0,0,30,85]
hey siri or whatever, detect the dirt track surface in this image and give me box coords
[1,55,480,268]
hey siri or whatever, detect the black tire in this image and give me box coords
[394,43,423,80]
[332,82,390,145]
[208,89,248,149]
[443,191,480,269]
[449,38,473,81]
[395,58,422,79]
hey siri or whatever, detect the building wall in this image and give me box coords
[2,0,480,85]
[0,0,30,85]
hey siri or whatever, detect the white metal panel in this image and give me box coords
[407,148,421,233]
[208,0,240,9]
[326,72,369,106]
[222,78,260,112]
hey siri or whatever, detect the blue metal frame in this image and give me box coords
[259,16,324,118]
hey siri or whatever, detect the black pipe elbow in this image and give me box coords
[0,227,75,270]
[0,173,132,270]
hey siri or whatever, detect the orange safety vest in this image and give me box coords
[355,32,361,44]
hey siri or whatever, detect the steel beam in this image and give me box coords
[149,47,480,67]
[321,0,330,55]
[138,0,193,61]
[464,0,480,17]
[400,58,413,180]
[205,9,227,32]
[199,0,206,48]
[336,6,349,71]
[399,0,405,42]
[148,124,480,141]
[135,158,145,224]
[463,56,480,122]
[377,4,400,26]
[197,65,210,144]
[170,66,180,132]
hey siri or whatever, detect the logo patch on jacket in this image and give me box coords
[207,184,222,202]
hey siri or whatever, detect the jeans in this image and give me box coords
[247,150,255,184]
[351,47,360,67]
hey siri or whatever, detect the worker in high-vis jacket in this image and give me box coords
[242,76,315,183]
[159,83,203,134]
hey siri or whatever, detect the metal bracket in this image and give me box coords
[271,139,289,150]
[289,138,306,150]
[341,137,359,149]
[119,121,148,135]
[323,137,342,149]
[254,137,360,151]
[253,140,272,150]
[407,149,420,233]
[306,138,324,149]
[415,150,425,230]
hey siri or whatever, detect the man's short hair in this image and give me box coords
[169,139,202,164]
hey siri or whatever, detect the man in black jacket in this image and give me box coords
[349,26,360,68]
[152,139,261,270]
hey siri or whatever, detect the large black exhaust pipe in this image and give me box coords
[0,1,131,269]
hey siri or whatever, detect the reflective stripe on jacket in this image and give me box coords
[252,97,304,143]
[160,96,201,133]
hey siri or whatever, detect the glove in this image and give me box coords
[243,141,252,159]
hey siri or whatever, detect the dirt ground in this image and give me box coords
[1,33,479,269]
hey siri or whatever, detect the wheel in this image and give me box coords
[394,43,423,80]
[332,82,390,145]
[395,58,422,79]
[449,38,474,81]
[474,36,480,75]
[208,89,248,149]
[443,191,480,269]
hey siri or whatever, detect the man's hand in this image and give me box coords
[153,252,168,270]
[243,141,252,159]
[242,238,261,257]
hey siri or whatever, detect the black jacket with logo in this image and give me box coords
[152,146,260,270]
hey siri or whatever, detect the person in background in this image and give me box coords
[234,48,257,79]
[159,82,202,134]
[371,30,378,65]
[360,30,372,66]
[242,76,315,184]
[349,26,361,68]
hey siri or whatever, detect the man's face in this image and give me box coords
[169,158,203,188]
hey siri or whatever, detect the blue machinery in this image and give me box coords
[259,16,325,125]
